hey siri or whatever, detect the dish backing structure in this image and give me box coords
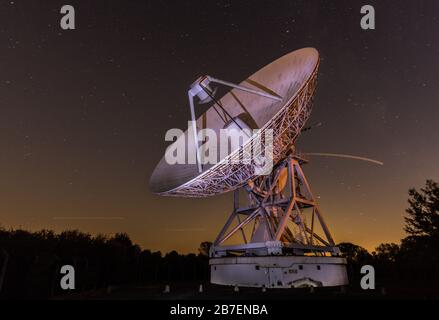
[150,48,348,288]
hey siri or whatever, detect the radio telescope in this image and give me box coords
[150,48,348,288]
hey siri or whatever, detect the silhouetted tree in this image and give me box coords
[0,229,203,298]
[397,180,439,285]
[404,179,439,238]
[2,179,439,300]
[198,241,212,257]
[373,243,400,263]
[338,242,371,265]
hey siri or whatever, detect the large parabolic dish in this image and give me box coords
[150,48,319,197]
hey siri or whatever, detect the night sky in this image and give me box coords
[1,0,438,253]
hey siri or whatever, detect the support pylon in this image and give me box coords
[211,155,340,257]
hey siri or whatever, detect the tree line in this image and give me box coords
[339,179,439,292]
[0,179,438,298]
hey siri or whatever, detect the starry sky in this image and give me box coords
[1,0,438,253]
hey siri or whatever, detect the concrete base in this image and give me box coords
[210,256,348,288]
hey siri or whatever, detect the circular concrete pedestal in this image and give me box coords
[210,256,348,288]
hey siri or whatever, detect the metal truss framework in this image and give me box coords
[210,155,341,258]
[162,62,319,197]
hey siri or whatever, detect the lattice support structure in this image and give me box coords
[210,155,341,258]
[209,155,348,288]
